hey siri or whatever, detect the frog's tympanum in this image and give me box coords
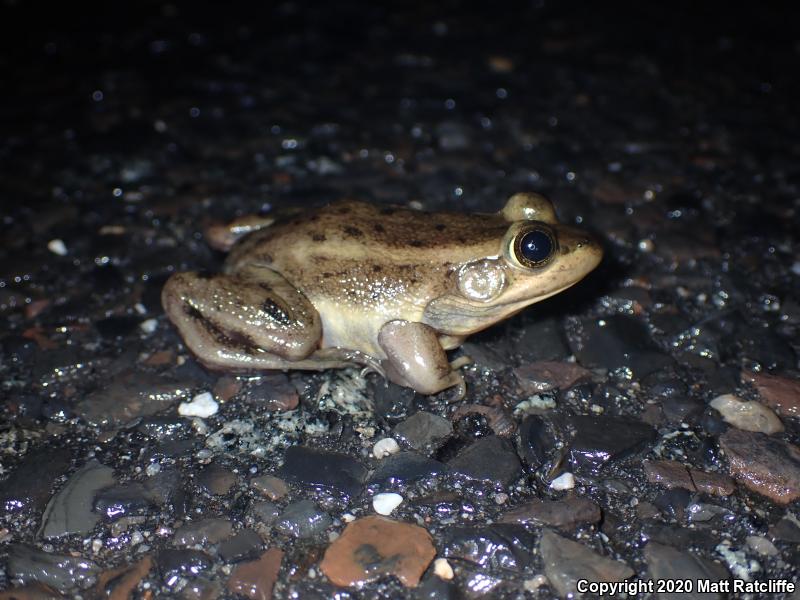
[162,193,602,397]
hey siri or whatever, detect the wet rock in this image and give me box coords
[644,460,735,497]
[442,524,537,573]
[769,516,800,543]
[6,544,99,591]
[248,373,299,411]
[250,475,289,500]
[498,496,601,529]
[572,315,673,377]
[213,376,242,402]
[173,518,234,546]
[393,411,453,454]
[76,371,191,427]
[567,415,656,471]
[514,361,592,393]
[93,468,182,520]
[249,501,281,525]
[92,555,153,600]
[276,445,368,498]
[447,435,522,486]
[196,462,238,496]
[38,460,115,538]
[368,452,447,487]
[451,404,516,437]
[709,394,783,434]
[644,542,729,599]
[517,414,565,474]
[320,515,435,587]
[0,447,71,514]
[719,429,800,504]
[746,536,778,557]
[643,524,721,552]
[218,529,264,563]
[514,316,570,362]
[372,381,414,424]
[274,499,332,538]
[226,548,283,600]
[654,488,692,521]
[743,370,800,419]
[157,549,212,581]
[135,416,191,441]
[539,530,633,598]
[180,577,223,600]
[660,396,704,424]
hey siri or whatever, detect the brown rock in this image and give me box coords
[720,429,800,504]
[253,373,299,411]
[499,496,601,529]
[92,555,153,600]
[644,460,735,497]
[197,462,238,496]
[320,516,435,588]
[213,376,242,402]
[744,370,800,419]
[514,361,592,393]
[226,548,283,600]
[251,475,289,501]
[0,583,64,600]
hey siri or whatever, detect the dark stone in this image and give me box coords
[499,496,602,529]
[654,488,692,521]
[0,446,71,514]
[643,524,720,552]
[514,316,570,362]
[369,452,447,487]
[567,415,656,471]
[660,396,704,424]
[371,381,414,424]
[5,544,99,591]
[135,416,192,440]
[157,549,212,580]
[93,468,182,520]
[249,500,281,525]
[217,529,264,563]
[276,445,368,499]
[173,518,233,546]
[196,462,238,496]
[516,415,565,474]
[95,315,141,339]
[442,524,537,574]
[769,517,800,544]
[447,436,522,486]
[393,411,453,454]
[644,541,729,599]
[274,499,332,538]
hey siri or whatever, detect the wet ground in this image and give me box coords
[1,1,800,598]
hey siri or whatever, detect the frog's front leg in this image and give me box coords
[377,320,467,398]
[161,265,322,370]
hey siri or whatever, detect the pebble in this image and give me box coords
[709,393,783,434]
[549,472,575,490]
[743,370,800,419]
[443,524,537,573]
[217,529,264,563]
[226,548,283,600]
[447,435,522,486]
[93,468,182,520]
[249,501,281,526]
[320,516,435,587]
[368,451,447,486]
[0,447,71,514]
[499,497,601,529]
[0,582,65,599]
[157,549,212,582]
[38,460,115,539]
[173,518,233,546]
[274,499,332,538]
[393,411,453,454]
[517,414,563,472]
[433,558,454,580]
[276,445,368,499]
[745,535,778,557]
[212,376,242,402]
[514,361,592,393]
[92,555,153,600]
[250,474,289,500]
[644,460,735,497]
[451,404,516,437]
[539,529,633,597]
[6,544,99,591]
[372,437,400,458]
[720,429,800,504]
[178,391,219,418]
[644,541,729,598]
[47,239,67,256]
[567,415,656,471]
[514,316,570,362]
[196,462,238,496]
[372,492,403,515]
[248,373,299,411]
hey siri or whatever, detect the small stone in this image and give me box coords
[433,558,454,580]
[92,555,153,600]
[274,499,332,538]
[249,501,281,525]
[644,460,735,497]
[372,492,403,515]
[710,393,783,434]
[38,460,115,539]
[197,462,237,496]
[173,518,233,546]
[178,392,219,418]
[644,541,729,598]
[567,415,656,471]
[720,429,800,504]
[451,404,516,437]
[213,376,242,402]
[443,524,536,573]
[539,529,633,598]
[549,472,575,490]
[226,548,283,600]
[447,435,522,486]
[249,373,299,411]
[743,370,800,419]
[514,361,592,393]
[499,497,601,529]
[393,411,453,454]
[139,318,158,334]
[368,452,447,486]
[6,544,100,591]
[320,515,435,587]
[0,583,65,599]
[218,529,264,563]
[372,437,400,459]
[0,447,71,514]
[47,239,67,256]
[157,549,212,581]
[745,535,778,557]
[276,445,368,499]
[250,475,289,501]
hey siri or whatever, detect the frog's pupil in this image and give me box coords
[519,230,553,264]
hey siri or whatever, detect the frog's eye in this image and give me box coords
[513,227,556,268]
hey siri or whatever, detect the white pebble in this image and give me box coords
[47,239,67,256]
[710,394,784,434]
[746,535,779,557]
[549,472,576,490]
[433,557,454,580]
[341,513,356,523]
[139,318,158,334]
[372,492,403,515]
[178,392,218,418]
[373,437,400,459]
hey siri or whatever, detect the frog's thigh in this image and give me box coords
[162,267,322,368]
[377,320,465,396]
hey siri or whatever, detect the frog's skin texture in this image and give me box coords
[162,193,602,397]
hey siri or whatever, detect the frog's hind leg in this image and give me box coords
[162,265,323,371]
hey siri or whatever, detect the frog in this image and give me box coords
[161,193,602,397]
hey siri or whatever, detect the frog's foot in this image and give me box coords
[450,355,473,370]
[378,320,468,396]
[205,215,276,252]
[162,266,322,370]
